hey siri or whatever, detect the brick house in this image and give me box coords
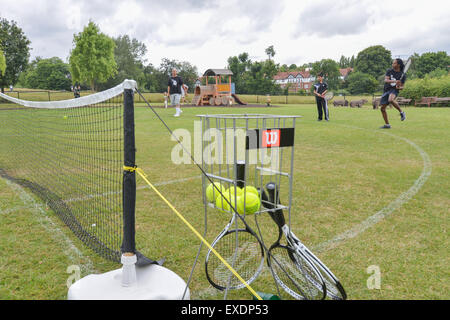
[274,68,353,92]
[339,67,353,80]
[273,70,314,93]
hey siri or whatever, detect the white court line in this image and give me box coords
[2,126,432,298]
[137,175,202,190]
[0,205,29,215]
[196,125,432,298]
[3,179,96,276]
[63,175,202,204]
[312,126,432,252]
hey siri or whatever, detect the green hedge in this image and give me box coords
[402,74,450,100]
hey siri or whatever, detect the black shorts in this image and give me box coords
[380,89,399,105]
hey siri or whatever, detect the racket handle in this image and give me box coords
[264,182,286,227]
[235,160,246,188]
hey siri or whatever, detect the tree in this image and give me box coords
[346,71,378,94]
[414,51,450,78]
[141,59,198,93]
[0,49,5,77]
[265,45,276,61]
[349,55,355,68]
[279,64,289,72]
[177,61,198,92]
[0,18,31,92]
[22,57,71,91]
[69,21,117,91]
[339,55,350,68]
[311,59,340,90]
[354,45,392,79]
[227,52,252,93]
[247,59,282,95]
[97,35,147,90]
[227,52,282,94]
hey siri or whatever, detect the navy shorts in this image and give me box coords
[380,89,399,105]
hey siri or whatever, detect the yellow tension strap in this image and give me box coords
[123,165,262,301]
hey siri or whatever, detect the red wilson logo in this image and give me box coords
[262,129,280,147]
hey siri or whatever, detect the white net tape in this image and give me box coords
[0,79,137,109]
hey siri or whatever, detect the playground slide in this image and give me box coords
[231,94,246,105]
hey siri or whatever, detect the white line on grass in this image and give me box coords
[63,175,202,204]
[0,205,30,215]
[3,179,96,276]
[195,126,432,299]
[312,126,432,253]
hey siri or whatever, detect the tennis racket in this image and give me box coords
[261,185,326,300]
[397,58,411,89]
[264,182,347,300]
[205,162,265,291]
[324,91,334,101]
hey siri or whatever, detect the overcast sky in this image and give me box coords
[1,0,449,75]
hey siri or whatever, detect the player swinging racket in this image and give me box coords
[379,58,407,129]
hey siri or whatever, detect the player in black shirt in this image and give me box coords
[313,73,329,121]
[379,59,406,129]
[168,68,187,117]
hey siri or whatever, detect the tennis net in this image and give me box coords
[0,80,143,263]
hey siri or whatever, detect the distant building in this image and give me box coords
[339,67,353,80]
[273,70,314,93]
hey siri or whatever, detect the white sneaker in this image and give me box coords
[174,113,180,117]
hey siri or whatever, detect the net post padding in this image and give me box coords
[122,87,136,255]
[121,83,163,267]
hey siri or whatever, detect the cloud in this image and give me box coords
[386,19,450,56]
[0,0,448,74]
[295,0,374,37]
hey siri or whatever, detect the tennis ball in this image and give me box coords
[224,186,243,198]
[237,192,261,215]
[63,115,68,119]
[206,182,224,202]
[242,186,259,197]
[215,193,239,213]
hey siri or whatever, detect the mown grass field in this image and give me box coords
[5,88,378,107]
[0,98,448,300]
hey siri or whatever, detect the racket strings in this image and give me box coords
[208,230,263,289]
[269,246,323,300]
[314,267,345,300]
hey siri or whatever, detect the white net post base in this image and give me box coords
[68,254,189,300]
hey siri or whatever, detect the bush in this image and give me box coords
[401,74,450,100]
[346,71,378,94]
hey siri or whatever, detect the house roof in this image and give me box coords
[273,70,311,80]
[203,69,234,77]
[339,67,353,77]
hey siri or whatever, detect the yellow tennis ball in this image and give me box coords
[215,193,239,213]
[224,186,243,198]
[63,115,68,119]
[242,186,259,197]
[206,182,224,202]
[237,192,261,215]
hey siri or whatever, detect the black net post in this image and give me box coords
[122,87,136,255]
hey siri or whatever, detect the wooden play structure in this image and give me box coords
[192,69,246,106]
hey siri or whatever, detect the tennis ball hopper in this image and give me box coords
[198,113,300,295]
